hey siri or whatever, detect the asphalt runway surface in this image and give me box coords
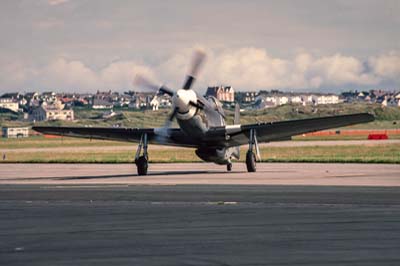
[1,163,400,265]
[1,163,399,186]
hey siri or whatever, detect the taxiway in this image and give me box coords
[0,162,399,186]
[1,163,400,265]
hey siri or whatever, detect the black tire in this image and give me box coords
[227,163,232,172]
[246,151,256,172]
[136,156,148,176]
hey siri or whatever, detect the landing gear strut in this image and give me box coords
[227,162,232,172]
[135,133,148,175]
[246,129,260,172]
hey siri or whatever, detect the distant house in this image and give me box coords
[150,96,160,111]
[25,92,40,108]
[255,91,340,109]
[256,99,276,109]
[29,100,74,122]
[381,96,399,107]
[42,91,57,103]
[311,94,339,105]
[1,92,21,100]
[128,93,154,109]
[150,95,172,111]
[290,95,303,104]
[236,91,258,105]
[25,92,39,101]
[0,98,19,112]
[206,86,235,102]
[92,98,113,109]
[2,127,29,138]
[255,92,291,109]
[301,94,314,105]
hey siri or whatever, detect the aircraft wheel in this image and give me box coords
[246,151,256,172]
[136,156,148,176]
[227,163,232,172]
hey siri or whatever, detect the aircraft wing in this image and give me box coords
[205,113,375,147]
[33,113,374,148]
[32,126,198,147]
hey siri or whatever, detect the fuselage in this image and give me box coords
[173,89,224,135]
[172,89,239,164]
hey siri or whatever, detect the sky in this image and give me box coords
[0,0,399,94]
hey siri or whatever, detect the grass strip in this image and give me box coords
[1,145,399,164]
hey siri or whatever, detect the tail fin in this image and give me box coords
[234,103,240,125]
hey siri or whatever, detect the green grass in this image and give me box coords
[0,136,127,149]
[2,145,399,164]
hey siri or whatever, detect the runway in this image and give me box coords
[1,163,400,265]
[1,163,399,186]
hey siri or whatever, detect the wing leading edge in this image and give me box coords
[206,113,375,147]
[33,113,374,148]
[31,126,198,147]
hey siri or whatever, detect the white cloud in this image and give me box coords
[100,61,156,88]
[38,58,99,89]
[0,48,399,93]
[47,0,69,6]
[198,48,380,90]
[369,51,400,80]
[307,53,379,87]
[32,58,156,91]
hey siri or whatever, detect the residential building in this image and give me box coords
[0,98,19,112]
[255,91,340,109]
[92,98,113,109]
[128,93,154,109]
[42,91,57,103]
[205,86,235,102]
[24,92,39,101]
[312,94,340,105]
[150,95,172,111]
[1,92,21,100]
[235,91,258,104]
[290,95,303,104]
[2,127,29,138]
[29,100,74,121]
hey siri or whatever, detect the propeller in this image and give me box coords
[133,75,174,96]
[182,49,206,90]
[134,50,208,134]
[159,107,179,135]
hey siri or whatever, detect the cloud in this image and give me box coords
[38,58,99,89]
[31,58,157,91]
[198,48,380,90]
[35,18,64,30]
[307,53,379,87]
[47,0,69,6]
[0,48,399,93]
[369,51,400,80]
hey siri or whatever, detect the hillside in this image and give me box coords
[1,103,399,129]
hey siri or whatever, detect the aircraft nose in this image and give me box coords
[174,91,188,111]
[173,89,197,113]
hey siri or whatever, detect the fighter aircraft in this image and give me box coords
[32,50,374,175]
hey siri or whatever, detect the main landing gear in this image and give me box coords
[227,162,232,172]
[246,129,260,172]
[135,133,149,176]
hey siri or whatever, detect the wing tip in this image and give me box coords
[361,112,375,122]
